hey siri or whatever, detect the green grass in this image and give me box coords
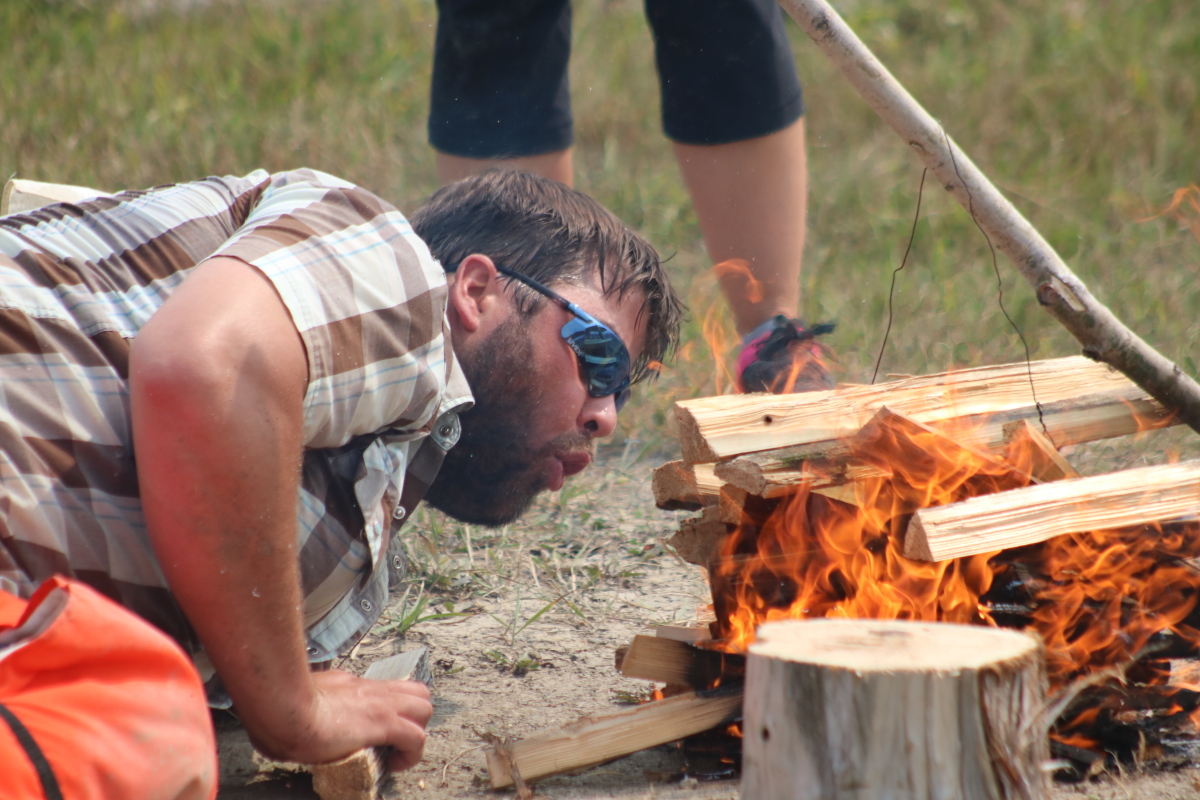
[3,0,1198,456]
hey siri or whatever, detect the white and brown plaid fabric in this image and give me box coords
[0,169,472,674]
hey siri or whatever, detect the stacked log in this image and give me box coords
[659,356,1183,568]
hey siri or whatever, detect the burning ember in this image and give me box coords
[706,410,1200,763]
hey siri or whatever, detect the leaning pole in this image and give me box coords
[777,0,1200,435]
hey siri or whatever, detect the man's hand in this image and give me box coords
[252,671,433,769]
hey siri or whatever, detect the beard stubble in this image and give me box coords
[423,316,593,526]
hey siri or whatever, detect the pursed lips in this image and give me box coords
[558,451,591,477]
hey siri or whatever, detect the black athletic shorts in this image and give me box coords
[428,0,805,158]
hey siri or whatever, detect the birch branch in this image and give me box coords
[777,0,1200,435]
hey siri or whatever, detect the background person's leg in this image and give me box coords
[674,120,807,337]
[429,0,575,186]
[645,0,808,338]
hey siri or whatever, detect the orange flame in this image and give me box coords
[709,409,1200,747]
[712,259,763,305]
[1141,184,1200,246]
[700,300,738,396]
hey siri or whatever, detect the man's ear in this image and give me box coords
[447,254,503,334]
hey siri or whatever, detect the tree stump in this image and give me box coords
[743,619,1048,800]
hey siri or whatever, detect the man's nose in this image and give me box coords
[579,393,618,438]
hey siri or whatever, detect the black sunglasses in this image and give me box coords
[495,265,633,411]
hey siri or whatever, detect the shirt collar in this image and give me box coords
[438,340,474,418]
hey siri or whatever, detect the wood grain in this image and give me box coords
[675,357,1173,464]
[485,684,743,789]
[905,460,1200,562]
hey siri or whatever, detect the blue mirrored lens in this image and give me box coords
[614,386,631,411]
[561,317,632,401]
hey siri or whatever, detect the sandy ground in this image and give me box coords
[213,432,1200,800]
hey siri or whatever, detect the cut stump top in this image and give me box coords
[749,618,1040,673]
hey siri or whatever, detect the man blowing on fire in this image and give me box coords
[0,168,681,797]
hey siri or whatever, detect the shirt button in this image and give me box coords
[360,599,373,612]
[306,646,319,656]
[393,505,407,521]
[373,519,383,533]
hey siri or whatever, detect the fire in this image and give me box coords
[700,302,738,396]
[1142,184,1200,246]
[712,415,1020,650]
[708,410,1200,749]
[712,259,763,305]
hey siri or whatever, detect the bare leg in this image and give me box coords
[436,149,575,188]
[673,118,807,337]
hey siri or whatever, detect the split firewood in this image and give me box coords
[651,461,720,510]
[1,177,112,215]
[654,624,713,644]
[904,460,1200,562]
[309,647,431,800]
[665,506,730,567]
[742,619,1048,800]
[485,683,743,789]
[676,356,1174,465]
[618,634,744,687]
[852,406,1031,490]
[1002,419,1080,483]
[717,486,782,526]
[715,456,891,499]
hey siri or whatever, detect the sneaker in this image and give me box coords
[736,316,836,393]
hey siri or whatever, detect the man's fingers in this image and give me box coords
[384,718,427,772]
[388,678,432,702]
[387,687,434,729]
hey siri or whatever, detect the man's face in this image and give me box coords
[425,272,648,525]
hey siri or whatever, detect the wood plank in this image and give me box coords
[717,485,752,524]
[717,486,783,525]
[2,178,112,215]
[1002,418,1080,483]
[665,507,730,567]
[675,356,1174,464]
[363,646,431,684]
[651,460,700,510]
[651,460,720,510]
[904,460,1200,562]
[717,387,1170,479]
[618,634,744,687]
[655,624,713,644]
[851,406,1027,483]
[715,457,891,498]
[485,683,743,789]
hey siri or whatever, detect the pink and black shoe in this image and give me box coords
[736,316,836,394]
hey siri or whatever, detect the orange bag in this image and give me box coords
[0,576,216,800]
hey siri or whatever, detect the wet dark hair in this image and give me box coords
[410,169,683,385]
